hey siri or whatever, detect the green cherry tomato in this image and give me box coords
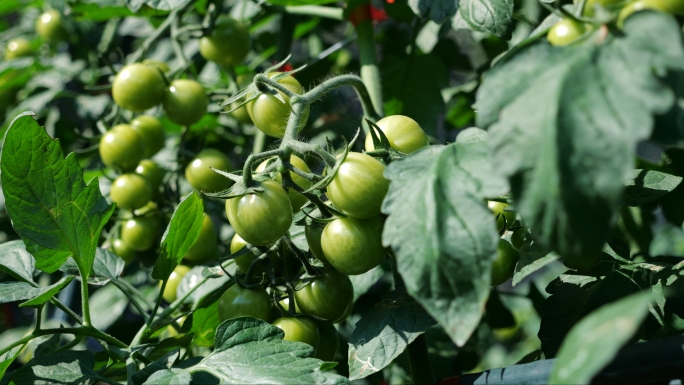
[218,285,273,322]
[99,124,146,172]
[136,160,165,195]
[5,38,32,60]
[314,321,339,361]
[510,227,528,251]
[547,19,586,47]
[365,115,429,154]
[110,238,136,264]
[121,216,160,252]
[185,149,233,193]
[655,0,684,14]
[326,152,389,219]
[110,173,153,211]
[229,74,254,124]
[183,213,219,264]
[488,201,516,233]
[247,73,310,138]
[162,265,191,303]
[617,0,669,27]
[35,10,67,43]
[112,63,166,112]
[231,233,262,276]
[272,317,320,350]
[491,239,518,286]
[255,155,313,211]
[321,216,385,275]
[130,115,165,157]
[305,225,328,265]
[225,180,293,246]
[199,17,250,66]
[294,267,353,323]
[163,79,208,126]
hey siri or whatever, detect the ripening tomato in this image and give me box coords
[314,321,339,362]
[110,173,153,211]
[163,79,208,126]
[305,225,328,265]
[35,10,67,43]
[255,155,313,211]
[491,239,518,286]
[5,38,32,60]
[99,124,145,172]
[247,73,309,138]
[218,285,273,322]
[199,17,250,66]
[112,63,166,112]
[547,18,586,46]
[326,152,389,219]
[121,216,160,252]
[294,267,353,323]
[365,115,429,154]
[183,213,219,264]
[321,216,385,275]
[272,316,320,350]
[162,265,191,303]
[488,201,516,233]
[130,115,165,157]
[185,149,233,193]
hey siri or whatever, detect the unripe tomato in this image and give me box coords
[228,73,254,124]
[163,79,208,126]
[364,115,429,154]
[321,216,385,275]
[35,10,67,43]
[491,239,518,286]
[272,317,320,350]
[185,149,233,193]
[99,124,145,172]
[547,18,586,46]
[136,160,165,195]
[199,18,250,66]
[510,227,528,251]
[225,180,293,246]
[183,213,219,264]
[326,152,389,219]
[130,115,165,157]
[230,233,281,276]
[110,173,153,211]
[655,0,684,14]
[305,225,329,265]
[617,0,669,26]
[112,64,166,111]
[488,201,516,233]
[110,238,136,264]
[247,73,310,138]
[314,321,339,361]
[5,38,32,60]
[255,155,313,211]
[294,267,353,323]
[162,265,191,303]
[121,216,160,252]
[218,285,273,322]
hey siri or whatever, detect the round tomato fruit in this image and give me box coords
[314,321,339,361]
[163,79,207,126]
[247,73,309,138]
[365,115,429,154]
[136,160,165,196]
[35,10,67,42]
[255,155,313,211]
[294,267,353,323]
[547,18,586,47]
[183,213,219,264]
[162,265,190,303]
[185,149,233,193]
[99,124,145,172]
[617,0,669,26]
[218,285,273,322]
[326,152,389,219]
[109,238,136,264]
[121,216,160,252]
[199,17,250,66]
[130,115,165,157]
[321,215,385,275]
[488,201,516,233]
[491,239,518,286]
[225,180,293,246]
[112,63,166,111]
[231,233,262,276]
[110,173,153,211]
[272,317,320,350]
[5,38,32,60]
[305,224,328,265]
[278,296,301,314]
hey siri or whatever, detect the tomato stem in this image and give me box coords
[355,20,384,117]
[81,279,92,326]
[283,5,344,20]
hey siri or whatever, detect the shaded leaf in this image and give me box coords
[452,0,514,40]
[131,351,180,385]
[90,283,128,330]
[0,240,35,283]
[349,265,385,302]
[512,241,559,286]
[10,350,102,384]
[190,300,221,347]
[0,277,73,307]
[59,248,125,285]
[126,0,190,12]
[408,0,457,23]
[623,169,682,206]
[143,368,191,385]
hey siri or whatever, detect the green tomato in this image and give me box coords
[163,79,207,126]
[655,0,684,14]
[321,216,385,275]
[488,201,516,233]
[110,238,136,264]
[162,265,191,303]
[199,17,250,66]
[185,149,233,193]
[326,152,389,219]
[110,173,153,211]
[365,115,429,154]
[218,285,273,322]
[229,73,254,124]
[135,160,165,195]
[121,216,160,252]
[5,38,32,60]
[491,239,518,286]
[617,0,670,27]
[246,73,310,138]
[130,115,165,157]
[183,213,219,264]
[314,321,339,362]
[294,267,353,323]
[255,155,313,211]
[230,233,261,275]
[547,19,586,46]
[99,124,146,172]
[305,225,329,265]
[112,63,166,112]
[510,227,528,251]
[225,180,293,246]
[35,10,67,42]
[272,317,320,350]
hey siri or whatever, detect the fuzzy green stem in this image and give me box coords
[242,148,287,187]
[148,280,167,329]
[283,5,344,19]
[81,280,91,326]
[355,20,384,117]
[0,326,127,358]
[253,130,267,154]
[406,334,435,385]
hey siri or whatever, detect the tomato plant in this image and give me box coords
[271,316,320,349]
[246,73,309,138]
[199,17,250,66]
[162,265,191,303]
[162,79,208,126]
[218,285,273,322]
[182,213,218,264]
[255,155,313,210]
[120,216,160,252]
[294,266,354,323]
[185,148,234,193]
[321,216,385,275]
[4,38,32,60]
[130,115,165,158]
[35,9,66,43]
[112,63,166,111]
[99,124,146,172]
[365,115,429,154]
[109,173,153,210]
[326,152,389,219]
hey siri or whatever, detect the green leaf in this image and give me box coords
[131,351,180,385]
[152,192,204,280]
[10,350,102,384]
[0,240,35,283]
[90,283,129,330]
[382,135,507,346]
[144,368,191,385]
[407,0,457,23]
[451,0,514,40]
[348,291,436,380]
[59,248,125,285]
[184,317,348,384]
[476,12,684,259]
[177,265,231,305]
[623,169,682,206]
[190,300,221,347]
[0,276,73,307]
[512,241,559,286]
[0,114,115,279]
[265,0,337,5]
[549,291,654,385]
[0,344,23,381]
[650,222,684,257]
[126,0,191,12]
[349,265,385,302]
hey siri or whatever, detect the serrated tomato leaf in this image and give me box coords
[0,240,35,283]
[10,350,103,384]
[623,169,682,206]
[0,276,73,307]
[408,0,457,23]
[451,0,514,40]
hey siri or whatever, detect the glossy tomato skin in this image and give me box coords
[225,180,293,246]
[99,124,146,172]
[617,0,669,26]
[110,238,136,264]
[135,160,165,199]
[183,213,219,264]
[491,239,518,286]
[255,155,313,211]
[272,317,320,350]
[130,115,165,157]
[121,216,160,252]
[112,63,166,111]
[218,285,273,322]
[326,152,389,219]
[247,73,309,138]
[163,79,208,126]
[230,233,261,275]
[110,173,153,211]
[305,225,328,265]
[185,149,233,193]
[365,115,429,154]
[162,265,191,303]
[314,321,339,361]
[228,73,254,124]
[35,10,67,42]
[5,38,32,60]
[278,296,301,314]
[199,18,250,66]
[547,19,586,46]
[488,201,516,233]
[294,267,353,323]
[321,216,385,275]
